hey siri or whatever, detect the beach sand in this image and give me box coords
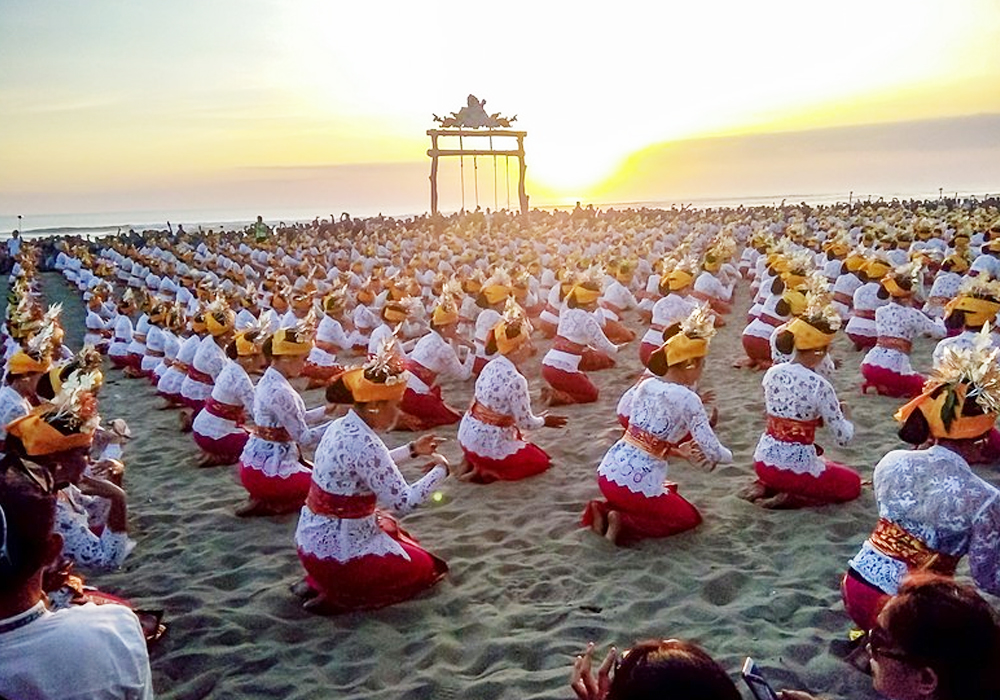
[40,272,1000,700]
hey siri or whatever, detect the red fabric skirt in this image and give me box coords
[581,475,701,544]
[181,396,206,412]
[108,353,130,369]
[298,514,447,613]
[638,341,658,367]
[943,428,1000,466]
[542,365,599,404]
[841,568,890,631]
[461,443,551,483]
[846,332,877,350]
[239,462,311,506]
[193,430,249,463]
[860,363,924,398]
[579,349,616,371]
[124,353,143,370]
[157,390,184,406]
[301,361,343,382]
[754,460,861,503]
[742,333,772,364]
[398,387,462,431]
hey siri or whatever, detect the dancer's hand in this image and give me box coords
[543,412,568,428]
[423,453,450,475]
[413,434,445,456]
[570,642,616,700]
[78,474,126,503]
[839,401,852,420]
[700,389,716,405]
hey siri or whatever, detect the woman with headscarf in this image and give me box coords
[294,339,450,613]
[582,306,731,544]
[457,302,567,482]
[743,295,859,508]
[842,334,1000,631]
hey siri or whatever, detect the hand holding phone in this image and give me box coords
[742,657,779,700]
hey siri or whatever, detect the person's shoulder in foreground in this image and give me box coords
[0,602,153,700]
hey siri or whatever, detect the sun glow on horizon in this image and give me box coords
[1,0,999,213]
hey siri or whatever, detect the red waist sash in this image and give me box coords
[132,333,147,343]
[766,415,820,444]
[691,290,714,303]
[405,360,437,387]
[553,336,588,355]
[869,518,959,576]
[315,339,340,354]
[760,313,785,328]
[145,349,164,358]
[256,425,291,442]
[205,397,245,422]
[877,336,912,353]
[854,309,876,321]
[599,300,622,315]
[306,487,376,519]
[187,367,213,384]
[833,291,854,307]
[173,361,190,373]
[469,400,515,428]
[622,424,676,460]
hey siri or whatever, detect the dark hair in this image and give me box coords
[898,404,930,445]
[774,298,791,317]
[876,284,890,300]
[324,374,354,405]
[943,309,967,333]
[770,277,785,295]
[856,268,870,284]
[0,470,57,594]
[774,330,795,356]
[646,324,683,375]
[607,639,740,700]
[225,339,239,360]
[880,574,1000,700]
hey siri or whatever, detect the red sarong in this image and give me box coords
[581,475,701,544]
[461,443,551,483]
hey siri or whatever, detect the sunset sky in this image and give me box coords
[2,0,1000,226]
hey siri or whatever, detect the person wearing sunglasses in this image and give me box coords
[0,471,153,700]
[781,574,1000,700]
[570,638,740,700]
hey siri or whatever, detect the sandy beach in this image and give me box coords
[34,270,998,700]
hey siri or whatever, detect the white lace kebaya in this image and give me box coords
[191,360,255,440]
[599,377,731,497]
[862,301,945,373]
[239,366,327,479]
[753,362,853,476]
[848,444,1000,596]
[458,355,546,460]
[295,410,446,562]
[542,307,618,373]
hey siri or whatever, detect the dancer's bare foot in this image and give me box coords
[737,480,769,502]
[178,410,193,433]
[290,579,320,600]
[235,499,298,517]
[302,593,334,614]
[587,503,607,537]
[196,453,228,468]
[605,511,622,545]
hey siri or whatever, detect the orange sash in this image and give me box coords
[877,336,912,353]
[869,518,960,576]
[255,425,291,442]
[306,487,376,519]
[622,424,676,460]
[553,337,587,355]
[766,415,820,444]
[469,400,515,428]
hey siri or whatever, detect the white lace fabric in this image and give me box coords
[180,336,226,401]
[861,302,945,373]
[56,489,133,571]
[239,367,325,478]
[192,360,255,440]
[295,410,446,562]
[849,445,1000,595]
[458,355,545,459]
[542,308,617,372]
[406,331,472,393]
[642,294,695,346]
[753,362,853,476]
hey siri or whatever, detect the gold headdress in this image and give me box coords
[895,326,1000,440]
[204,295,236,337]
[342,335,409,402]
[662,303,716,367]
[944,276,1000,327]
[7,371,101,455]
[491,297,533,356]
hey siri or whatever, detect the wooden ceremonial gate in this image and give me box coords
[427,95,528,215]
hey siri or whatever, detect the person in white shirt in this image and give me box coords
[0,473,153,700]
